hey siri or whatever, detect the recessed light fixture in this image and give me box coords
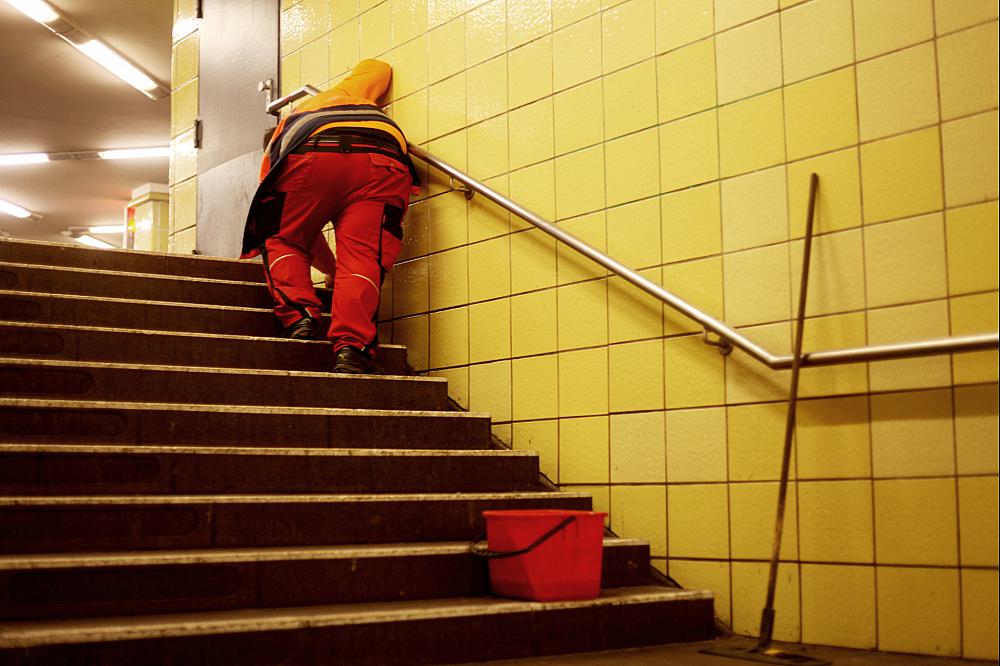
[0,147,171,165]
[89,224,125,234]
[4,0,58,23]
[97,147,171,160]
[74,40,160,94]
[0,197,38,220]
[0,153,50,167]
[3,0,168,99]
[75,234,115,249]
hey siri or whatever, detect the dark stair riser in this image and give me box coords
[0,495,592,553]
[0,450,539,495]
[0,239,264,283]
[0,596,715,666]
[0,293,310,338]
[0,263,320,310]
[0,324,407,375]
[0,405,490,450]
[0,544,650,620]
[0,363,447,411]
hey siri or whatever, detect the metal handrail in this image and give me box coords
[263,87,999,368]
[266,85,321,116]
[408,144,1000,369]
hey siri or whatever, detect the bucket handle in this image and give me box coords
[470,515,576,559]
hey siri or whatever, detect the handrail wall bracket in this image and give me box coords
[449,178,475,200]
[702,329,734,356]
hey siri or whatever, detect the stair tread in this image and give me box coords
[0,397,485,419]
[0,491,588,505]
[0,443,528,457]
[2,319,327,344]
[0,289,271,314]
[0,586,710,648]
[0,539,645,569]
[0,238,260,270]
[0,356,438,383]
[1,308,407,351]
[0,261,265,288]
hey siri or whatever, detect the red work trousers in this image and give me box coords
[261,150,411,355]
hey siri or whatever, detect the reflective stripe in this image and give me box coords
[269,253,295,271]
[350,272,379,293]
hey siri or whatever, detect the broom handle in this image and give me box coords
[757,173,819,650]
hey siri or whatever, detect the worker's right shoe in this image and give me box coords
[333,345,371,374]
[285,316,319,340]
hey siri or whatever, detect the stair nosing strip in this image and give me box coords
[0,491,593,505]
[0,357,443,382]
[0,539,645,569]
[0,289,271,313]
[0,443,530,457]
[0,319,323,343]
[0,320,408,351]
[0,397,487,418]
[0,586,712,648]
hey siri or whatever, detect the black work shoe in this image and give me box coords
[333,346,371,374]
[286,317,319,340]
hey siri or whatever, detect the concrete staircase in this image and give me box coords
[0,238,714,665]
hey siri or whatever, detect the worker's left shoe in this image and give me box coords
[333,345,371,374]
[285,316,319,340]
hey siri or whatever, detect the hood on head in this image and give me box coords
[335,59,392,103]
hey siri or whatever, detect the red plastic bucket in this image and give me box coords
[482,509,607,601]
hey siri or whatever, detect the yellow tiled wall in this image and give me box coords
[281,0,999,657]
[168,0,200,254]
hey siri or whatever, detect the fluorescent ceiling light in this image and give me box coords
[75,40,159,93]
[0,197,33,219]
[89,224,126,234]
[5,0,59,23]
[98,147,171,160]
[75,234,115,249]
[0,153,50,167]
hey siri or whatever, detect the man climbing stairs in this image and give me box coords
[0,237,714,664]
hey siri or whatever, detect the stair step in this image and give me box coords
[0,322,409,375]
[0,262,305,310]
[0,358,446,411]
[0,238,264,283]
[0,444,540,495]
[0,399,490,449]
[0,492,592,554]
[0,540,650,620]
[0,586,714,664]
[0,291,303,338]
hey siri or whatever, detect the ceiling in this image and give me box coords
[0,0,172,245]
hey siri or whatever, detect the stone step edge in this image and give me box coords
[1,261,268,289]
[0,586,709,649]
[0,491,590,506]
[0,539,644,570]
[0,443,531,457]
[0,398,488,420]
[0,238,261,273]
[1,321,411,351]
[0,356,438,383]
[1,289,271,314]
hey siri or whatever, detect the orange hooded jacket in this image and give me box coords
[257,59,407,181]
[242,60,414,257]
